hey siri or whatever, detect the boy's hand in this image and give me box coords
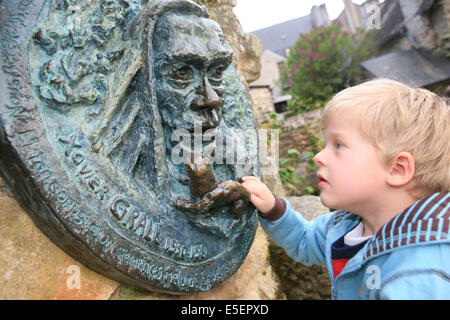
[241,176,275,214]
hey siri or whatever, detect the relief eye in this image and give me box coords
[170,66,193,82]
[208,66,225,81]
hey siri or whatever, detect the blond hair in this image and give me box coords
[321,78,450,197]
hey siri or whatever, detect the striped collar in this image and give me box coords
[362,192,450,260]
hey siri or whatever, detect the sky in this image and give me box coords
[233,0,370,32]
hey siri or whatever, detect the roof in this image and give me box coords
[273,95,292,104]
[251,15,314,57]
[360,49,450,88]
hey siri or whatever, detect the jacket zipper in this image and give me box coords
[330,262,364,299]
[326,218,363,299]
[325,250,365,298]
[325,258,336,299]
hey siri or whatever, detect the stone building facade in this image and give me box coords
[375,0,450,58]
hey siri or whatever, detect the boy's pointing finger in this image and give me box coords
[241,176,260,182]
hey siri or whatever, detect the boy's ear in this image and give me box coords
[386,151,415,188]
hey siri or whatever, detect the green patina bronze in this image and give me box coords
[0,0,260,293]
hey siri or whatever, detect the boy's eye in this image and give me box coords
[336,142,343,149]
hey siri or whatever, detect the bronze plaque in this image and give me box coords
[0,0,260,294]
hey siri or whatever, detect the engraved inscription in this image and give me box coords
[15,131,91,234]
[110,196,160,245]
[162,238,208,262]
[0,1,35,127]
[58,134,109,201]
[110,196,208,262]
[115,251,230,291]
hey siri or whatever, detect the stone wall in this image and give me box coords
[268,196,331,300]
[380,0,450,58]
[430,0,450,58]
[279,108,323,154]
[199,0,263,84]
[247,94,324,196]
[248,86,275,124]
[277,108,324,196]
[0,176,119,299]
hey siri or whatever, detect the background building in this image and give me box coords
[249,0,384,122]
[361,0,450,97]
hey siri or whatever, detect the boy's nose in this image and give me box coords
[314,150,326,167]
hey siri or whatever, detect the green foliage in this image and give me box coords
[282,23,377,115]
[303,127,324,170]
[277,123,325,196]
[297,125,324,195]
[278,149,301,193]
[261,112,282,146]
[287,148,301,157]
[268,112,282,130]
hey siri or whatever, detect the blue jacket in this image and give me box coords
[259,192,450,299]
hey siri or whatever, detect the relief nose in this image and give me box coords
[192,76,223,109]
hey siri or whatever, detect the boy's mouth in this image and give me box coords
[317,173,329,188]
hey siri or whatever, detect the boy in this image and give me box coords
[242,79,449,299]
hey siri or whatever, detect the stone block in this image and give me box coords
[0,177,120,300]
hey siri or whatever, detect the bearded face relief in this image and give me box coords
[153,14,233,133]
[1,0,260,294]
[152,13,253,221]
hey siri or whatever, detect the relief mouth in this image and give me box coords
[202,108,220,130]
[183,108,221,134]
